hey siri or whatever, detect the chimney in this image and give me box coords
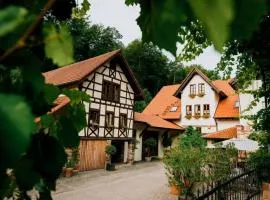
[236,125,244,139]
[236,125,251,138]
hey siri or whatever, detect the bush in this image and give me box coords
[144,137,157,157]
[105,145,117,156]
[162,133,172,148]
[144,137,157,148]
[248,149,270,182]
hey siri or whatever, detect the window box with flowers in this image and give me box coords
[185,105,192,119]
[203,104,210,118]
[194,105,201,119]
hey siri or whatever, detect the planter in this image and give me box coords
[62,167,67,177]
[145,157,152,162]
[106,163,115,171]
[65,168,73,177]
[170,184,181,196]
[263,182,270,200]
[73,169,79,175]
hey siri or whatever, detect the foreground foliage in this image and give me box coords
[0,1,90,198]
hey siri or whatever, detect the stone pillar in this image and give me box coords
[127,141,134,165]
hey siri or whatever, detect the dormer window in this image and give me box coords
[190,84,196,97]
[170,106,177,112]
[194,105,201,118]
[186,105,192,118]
[203,104,210,118]
[198,83,205,96]
[235,101,240,108]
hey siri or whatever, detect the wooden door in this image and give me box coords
[79,140,107,171]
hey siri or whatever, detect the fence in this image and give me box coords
[195,170,261,200]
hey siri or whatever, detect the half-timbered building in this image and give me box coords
[44,49,143,171]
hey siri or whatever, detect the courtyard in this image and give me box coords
[52,161,177,200]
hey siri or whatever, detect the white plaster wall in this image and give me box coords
[178,75,219,127]
[133,123,145,161]
[158,132,164,158]
[239,80,264,126]
[124,141,128,163]
[201,126,217,134]
[216,119,240,130]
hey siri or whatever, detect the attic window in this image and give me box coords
[235,101,240,108]
[170,106,177,112]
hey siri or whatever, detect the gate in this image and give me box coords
[195,170,261,200]
[79,140,107,171]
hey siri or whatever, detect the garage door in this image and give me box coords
[79,140,107,171]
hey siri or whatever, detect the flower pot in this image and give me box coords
[65,168,73,177]
[145,157,152,162]
[73,169,79,175]
[62,167,67,177]
[170,184,181,196]
[106,163,115,171]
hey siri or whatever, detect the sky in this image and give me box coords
[87,0,221,70]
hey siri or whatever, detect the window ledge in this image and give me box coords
[198,93,205,97]
[189,94,196,98]
[185,115,192,119]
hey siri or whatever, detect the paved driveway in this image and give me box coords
[53,161,177,200]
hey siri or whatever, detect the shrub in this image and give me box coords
[248,149,270,182]
[105,145,117,156]
[144,137,157,157]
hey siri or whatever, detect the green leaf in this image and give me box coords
[44,84,60,104]
[231,0,267,40]
[41,115,55,128]
[62,89,90,105]
[188,0,234,51]
[0,94,35,169]
[137,0,191,55]
[14,156,41,191]
[58,117,80,148]
[44,24,74,66]
[0,6,27,37]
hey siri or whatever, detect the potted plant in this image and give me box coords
[65,159,75,177]
[71,148,80,175]
[105,144,117,171]
[144,137,157,162]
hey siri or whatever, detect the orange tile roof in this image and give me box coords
[212,80,235,96]
[134,112,183,130]
[35,95,70,123]
[203,126,237,139]
[214,94,239,118]
[143,84,181,119]
[43,49,143,100]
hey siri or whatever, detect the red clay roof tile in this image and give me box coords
[143,84,181,119]
[134,112,183,130]
[203,126,237,139]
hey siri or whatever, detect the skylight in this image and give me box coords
[170,106,177,112]
[235,101,240,108]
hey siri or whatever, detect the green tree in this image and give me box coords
[134,88,152,112]
[124,39,170,96]
[65,18,123,62]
